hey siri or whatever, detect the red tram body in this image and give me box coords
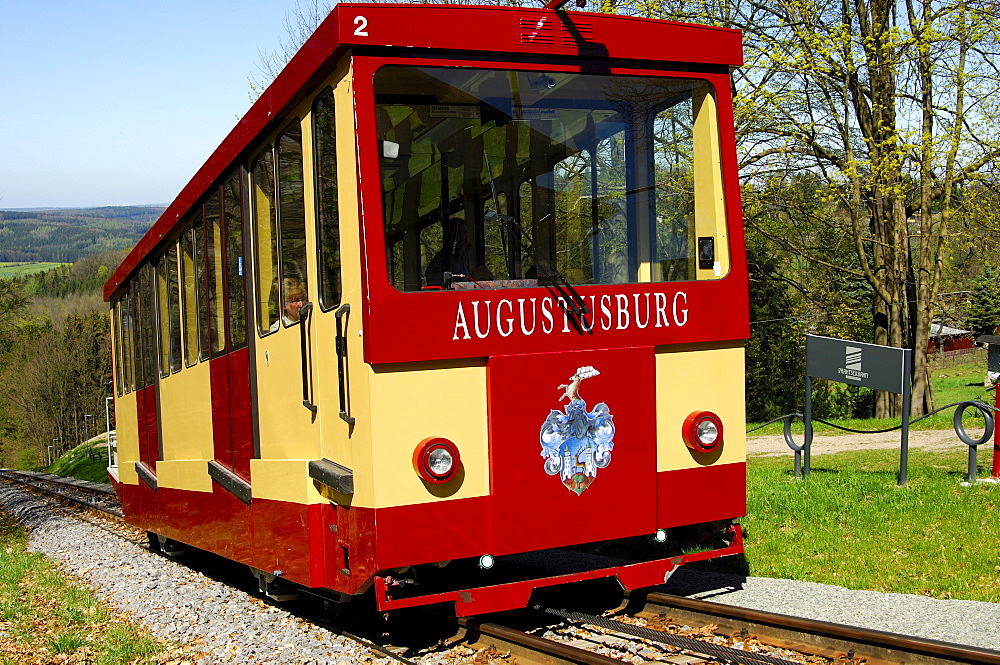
[104,3,748,616]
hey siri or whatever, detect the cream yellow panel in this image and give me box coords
[157,362,213,461]
[255,329,323,461]
[156,460,212,492]
[113,392,139,484]
[655,342,745,472]
[693,86,729,280]
[250,459,327,504]
[368,361,489,508]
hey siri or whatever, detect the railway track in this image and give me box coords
[0,468,123,516]
[3,469,999,665]
[453,593,1000,665]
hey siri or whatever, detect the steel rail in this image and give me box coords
[630,590,1000,665]
[0,469,123,517]
[540,605,799,665]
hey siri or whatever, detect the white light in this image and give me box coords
[655,529,667,542]
[428,447,454,476]
[696,419,719,445]
[479,554,495,569]
[382,140,400,159]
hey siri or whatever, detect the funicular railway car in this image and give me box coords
[104,1,749,617]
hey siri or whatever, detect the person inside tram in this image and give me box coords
[282,277,307,324]
[270,277,307,330]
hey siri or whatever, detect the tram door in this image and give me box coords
[206,176,253,481]
[135,263,159,476]
[308,78,355,475]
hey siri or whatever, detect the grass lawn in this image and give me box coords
[46,438,112,484]
[0,511,181,664]
[0,262,65,280]
[699,446,1000,603]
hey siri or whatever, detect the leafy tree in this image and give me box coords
[965,267,1000,337]
[746,244,807,421]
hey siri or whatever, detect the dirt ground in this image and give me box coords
[747,428,998,457]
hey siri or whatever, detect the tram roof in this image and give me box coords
[104,3,743,301]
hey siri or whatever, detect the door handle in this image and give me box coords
[335,303,355,425]
[299,302,317,413]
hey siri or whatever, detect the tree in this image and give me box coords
[641,0,1000,417]
[965,266,1000,337]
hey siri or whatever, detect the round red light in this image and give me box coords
[682,411,723,453]
[413,437,461,484]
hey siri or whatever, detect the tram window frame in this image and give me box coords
[251,148,279,336]
[180,220,202,368]
[312,88,342,311]
[195,210,212,361]
[223,171,248,351]
[112,300,123,397]
[205,191,227,357]
[252,118,310,336]
[166,241,183,373]
[375,67,728,291]
[276,120,308,329]
[156,252,171,379]
[122,285,134,394]
[138,263,155,389]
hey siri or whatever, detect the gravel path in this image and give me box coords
[0,483,385,665]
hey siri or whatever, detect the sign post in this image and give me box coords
[805,335,912,484]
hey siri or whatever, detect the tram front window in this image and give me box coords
[375,65,728,292]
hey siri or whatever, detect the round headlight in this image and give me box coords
[413,437,461,484]
[427,446,454,476]
[683,411,724,453]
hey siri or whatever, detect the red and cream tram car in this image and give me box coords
[104,2,748,616]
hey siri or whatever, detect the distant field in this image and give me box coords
[0,261,66,279]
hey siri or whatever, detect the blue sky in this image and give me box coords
[0,1,309,209]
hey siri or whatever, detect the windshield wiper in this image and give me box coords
[482,151,590,324]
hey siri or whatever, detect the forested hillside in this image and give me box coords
[0,252,122,469]
[0,206,160,263]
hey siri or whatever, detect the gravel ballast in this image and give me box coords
[0,483,383,664]
[3,478,1000,659]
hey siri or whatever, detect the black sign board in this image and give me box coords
[803,334,913,484]
[806,335,909,394]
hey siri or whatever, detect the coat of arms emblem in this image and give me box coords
[539,366,616,495]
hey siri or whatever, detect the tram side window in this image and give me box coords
[313,89,341,310]
[166,242,182,372]
[121,286,135,394]
[277,123,308,326]
[195,212,210,361]
[252,151,279,334]
[180,221,201,367]
[224,172,247,349]
[205,193,227,356]
[138,264,155,389]
[156,253,171,378]
[112,301,123,397]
